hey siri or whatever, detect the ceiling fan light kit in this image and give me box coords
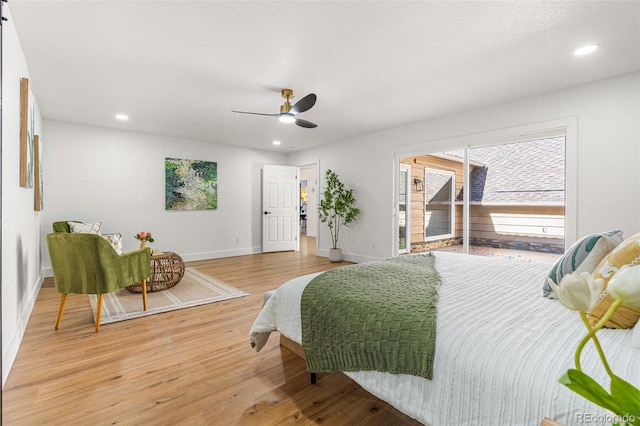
[279,114,296,124]
[232,88,318,128]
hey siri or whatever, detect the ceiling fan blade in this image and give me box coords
[295,117,317,128]
[231,110,280,117]
[290,93,317,114]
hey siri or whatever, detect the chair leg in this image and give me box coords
[141,278,148,311]
[55,293,68,330]
[95,294,103,332]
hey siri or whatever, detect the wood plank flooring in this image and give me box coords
[2,237,423,425]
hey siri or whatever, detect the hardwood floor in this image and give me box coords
[2,236,423,425]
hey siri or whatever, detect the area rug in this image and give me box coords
[88,267,249,324]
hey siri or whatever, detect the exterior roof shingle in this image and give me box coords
[448,137,565,204]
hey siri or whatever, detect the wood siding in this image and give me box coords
[403,155,465,243]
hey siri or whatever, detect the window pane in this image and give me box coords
[425,169,454,239]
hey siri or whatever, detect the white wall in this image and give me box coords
[2,7,44,386]
[290,72,640,262]
[41,120,288,275]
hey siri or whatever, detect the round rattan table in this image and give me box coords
[126,251,185,293]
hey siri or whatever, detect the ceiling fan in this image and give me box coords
[232,89,318,128]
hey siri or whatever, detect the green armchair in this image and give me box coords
[47,221,151,332]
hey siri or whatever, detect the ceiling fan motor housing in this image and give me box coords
[280,103,292,114]
[281,88,294,99]
[280,88,294,113]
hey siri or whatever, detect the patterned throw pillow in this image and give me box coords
[588,232,640,329]
[543,230,623,298]
[102,233,124,255]
[68,221,102,235]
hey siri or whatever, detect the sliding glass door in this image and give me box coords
[397,135,566,263]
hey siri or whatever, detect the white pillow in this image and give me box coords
[68,221,101,235]
[102,233,124,255]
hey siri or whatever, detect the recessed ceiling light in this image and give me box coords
[115,113,129,121]
[273,140,281,146]
[574,44,599,56]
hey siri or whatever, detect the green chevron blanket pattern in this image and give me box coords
[301,253,441,379]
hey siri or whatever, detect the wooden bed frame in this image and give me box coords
[279,334,305,359]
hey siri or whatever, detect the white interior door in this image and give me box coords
[262,165,299,253]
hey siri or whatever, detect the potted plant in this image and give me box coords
[318,169,360,262]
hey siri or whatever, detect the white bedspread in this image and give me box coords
[249,252,639,426]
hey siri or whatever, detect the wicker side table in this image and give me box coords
[126,251,185,293]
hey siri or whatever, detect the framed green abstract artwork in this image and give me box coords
[165,158,218,210]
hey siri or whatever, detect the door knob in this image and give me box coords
[264,211,272,215]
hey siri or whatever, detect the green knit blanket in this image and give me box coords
[301,253,441,379]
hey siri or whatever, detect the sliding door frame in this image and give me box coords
[398,163,411,254]
[392,117,577,257]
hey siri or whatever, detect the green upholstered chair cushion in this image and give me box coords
[46,232,151,295]
[52,221,82,233]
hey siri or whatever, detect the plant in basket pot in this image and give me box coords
[318,169,360,262]
[135,231,154,249]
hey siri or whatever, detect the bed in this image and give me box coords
[249,251,640,426]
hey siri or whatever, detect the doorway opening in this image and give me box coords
[299,163,318,256]
[300,179,308,235]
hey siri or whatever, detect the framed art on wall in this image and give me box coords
[34,135,43,211]
[165,158,218,210]
[20,77,35,188]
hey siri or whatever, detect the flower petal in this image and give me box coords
[554,272,593,312]
[608,265,640,307]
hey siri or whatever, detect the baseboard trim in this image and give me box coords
[3,274,44,387]
[316,249,379,264]
[179,246,263,262]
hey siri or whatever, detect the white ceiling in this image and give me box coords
[8,1,640,152]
